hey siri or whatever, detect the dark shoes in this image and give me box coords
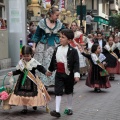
[50,109,73,117]
[109,77,115,80]
[33,106,37,110]
[21,109,28,114]
[64,109,73,115]
[94,88,101,93]
[50,110,61,117]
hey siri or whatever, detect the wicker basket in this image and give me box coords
[0,75,15,110]
[2,94,11,110]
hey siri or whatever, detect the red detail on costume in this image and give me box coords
[57,62,65,73]
[69,41,76,47]
[74,34,84,44]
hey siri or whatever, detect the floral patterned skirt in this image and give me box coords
[34,43,56,86]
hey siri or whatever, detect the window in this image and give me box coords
[86,0,92,10]
[94,0,97,10]
[102,0,105,14]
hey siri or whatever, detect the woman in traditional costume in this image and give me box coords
[32,7,64,87]
[70,21,88,76]
[103,36,119,80]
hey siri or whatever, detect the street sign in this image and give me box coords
[77,5,86,16]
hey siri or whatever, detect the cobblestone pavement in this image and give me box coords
[0,74,120,120]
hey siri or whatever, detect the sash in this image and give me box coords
[18,61,50,111]
[104,44,118,60]
[91,53,109,76]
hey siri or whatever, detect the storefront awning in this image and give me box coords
[94,16,109,25]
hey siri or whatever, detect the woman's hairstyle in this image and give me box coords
[91,44,99,53]
[71,21,78,26]
[106,35,114,42]
[29,22,34,27]
[48,7,59,16]
[60,29,74,40]
[22,45,33,55]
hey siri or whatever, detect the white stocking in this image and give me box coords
[56,96,62,112]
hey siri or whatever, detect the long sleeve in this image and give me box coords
[81,52,91,59]
[73,49,80,73]
[13,70,22,76]
[36,65,47,75]
[48,48,57,72]
[73,49,80,78]
[32,26,43,43]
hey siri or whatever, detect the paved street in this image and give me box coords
[0,74,120,120]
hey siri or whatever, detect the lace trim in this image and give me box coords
[16,58,41,71]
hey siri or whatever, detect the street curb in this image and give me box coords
[0,67,16,76]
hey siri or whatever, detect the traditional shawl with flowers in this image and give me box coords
[91,53,108,76]
[104,43,118,60]
[16,58,41,86]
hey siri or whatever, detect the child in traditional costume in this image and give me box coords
[103,36,120,80]
[48,29,80,117]
[70,21,88,77]
[8,45,51,114]
[114,35,120,74]
[77,44,111,92]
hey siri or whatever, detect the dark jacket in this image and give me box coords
[48,44,80,74]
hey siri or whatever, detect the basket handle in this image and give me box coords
[3,74,16,90]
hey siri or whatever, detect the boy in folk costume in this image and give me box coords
[8,45,51,114]
[48,29,80,117]
[103,36,120,80]
[77,44,111,92]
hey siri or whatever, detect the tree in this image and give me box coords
[110,14,120,29]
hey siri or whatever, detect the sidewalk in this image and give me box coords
[0,74,120,120]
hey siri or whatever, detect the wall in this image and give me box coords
[0,30,8,59]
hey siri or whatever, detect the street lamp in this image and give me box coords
[80,0,84,33]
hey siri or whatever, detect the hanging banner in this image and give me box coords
[59,0,65,11]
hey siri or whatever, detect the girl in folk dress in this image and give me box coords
[103,36,119,80]
[77,44,111,92]
[8,45,51,114]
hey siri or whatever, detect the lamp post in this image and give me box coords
[80,0,82,26]
[80,0,84,33]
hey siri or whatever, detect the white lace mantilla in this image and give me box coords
[16,58,41,71]
[91,53,106,64]
[38,19,62,34]
[104,43,117,51]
